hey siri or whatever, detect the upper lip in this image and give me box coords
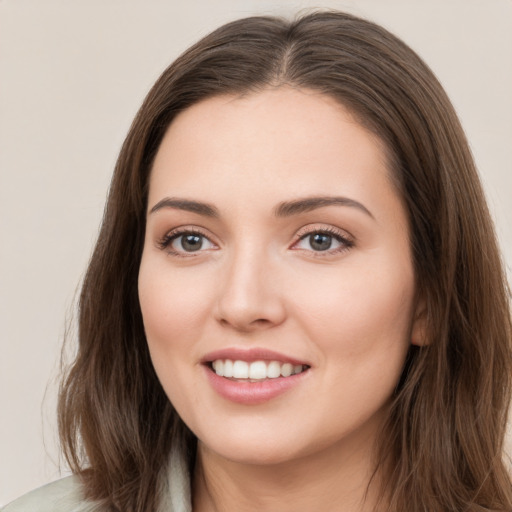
[201,347,310,367]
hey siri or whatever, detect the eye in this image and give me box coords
[172,233,214,252]
[158,229,216,255]
[292,228,353,254]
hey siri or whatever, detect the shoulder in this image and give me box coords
[1,476,99,512]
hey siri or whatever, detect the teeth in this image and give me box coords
[233,360,249,378]
[249,361,267,379]
[267,361,281,378]
[211,359,307,380]
[280,363,293,377]
[224,359,233,378]
[212,360,224,376]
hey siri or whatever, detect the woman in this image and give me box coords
[4,10,511,512]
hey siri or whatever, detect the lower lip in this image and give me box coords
[204,365,309,405]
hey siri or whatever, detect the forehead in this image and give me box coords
[148,87,398,218]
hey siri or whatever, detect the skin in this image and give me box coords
[138,87,425,512]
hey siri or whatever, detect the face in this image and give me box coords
[138,88,423,466]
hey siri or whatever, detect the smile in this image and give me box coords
[202,349,311,404]
[211,359,307,380]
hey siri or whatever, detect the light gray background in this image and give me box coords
[1,0,511,505]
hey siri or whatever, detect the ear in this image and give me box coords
[411,298,429,346]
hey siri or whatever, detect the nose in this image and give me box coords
[214,246,286,332]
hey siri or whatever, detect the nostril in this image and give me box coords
[217,316,274,332]
[252,318,270,326]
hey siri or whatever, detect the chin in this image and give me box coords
[207,445,301,467]
[197,428,308,466]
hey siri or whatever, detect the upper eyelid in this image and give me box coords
[157,228,218,257]
[162,225,217,241]
[290,225,355,253]
[156,226,218,251]
[156,223,354,248]
[294,224,354,241]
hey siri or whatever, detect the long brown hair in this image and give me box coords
[58,11,512,511]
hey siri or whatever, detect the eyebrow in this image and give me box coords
[149,197,219,217]
[149,195,373,219]
[274,196,374,219]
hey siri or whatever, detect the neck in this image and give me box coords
[192,433,385,512]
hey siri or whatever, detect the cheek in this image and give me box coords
[138,255,212,412]
[138,257,214,347]
[288,259,414,433]
[290,253,415,362]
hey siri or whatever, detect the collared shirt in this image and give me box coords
[1,447,192,512]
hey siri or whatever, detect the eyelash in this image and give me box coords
[157,227,214,257]
[157,226,354,257]
[292,226,354,256]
